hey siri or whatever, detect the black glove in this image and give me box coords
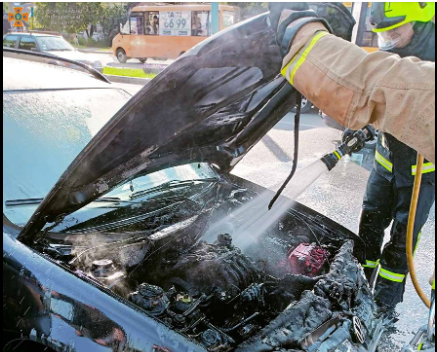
[363,125,377,142]
[309,3,356,41]
[268,2,311,30]
[268,2,331,57]
[341,126,377,155]
[342,128,356,145]
[269,3,356,57]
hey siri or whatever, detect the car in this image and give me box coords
[291,96,317,114]
[3,6,383,352]
[3,31,104,72]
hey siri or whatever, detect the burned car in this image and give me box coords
[4,7,382,352]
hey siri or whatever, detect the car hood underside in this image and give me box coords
[18,3,356,245]
[18,14,297,243]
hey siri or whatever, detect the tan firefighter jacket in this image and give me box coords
[281,22,436,164]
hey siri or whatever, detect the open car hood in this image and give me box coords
[19,5,355,244]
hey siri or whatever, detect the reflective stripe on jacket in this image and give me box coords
[280,26,436,164]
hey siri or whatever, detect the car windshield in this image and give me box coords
[38,36,75,51]
[48,163,219,233]
[3,88,131,226]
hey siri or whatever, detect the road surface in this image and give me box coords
[86,51,173,69]
[113,82,435,350]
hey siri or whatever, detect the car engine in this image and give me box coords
[65,184,377,352]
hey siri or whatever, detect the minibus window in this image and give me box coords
[145,12,160,35]
[191,11,210,37]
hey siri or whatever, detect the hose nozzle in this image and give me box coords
[322,129,368,171]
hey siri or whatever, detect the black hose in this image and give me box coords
[268,94,302,210]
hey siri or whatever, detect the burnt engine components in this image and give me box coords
[143,234,262,297]
[201,329,228,351]
[129,283,170,317]
[288,243,330,277]
[74,221,375,352]
[88,259,126,289]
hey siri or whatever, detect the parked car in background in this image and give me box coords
[3,6,383,351]
[3,31,103,72]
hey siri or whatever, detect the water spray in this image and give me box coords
[269,127,372,210]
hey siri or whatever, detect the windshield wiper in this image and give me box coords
[5,196,125,207]
[130,178,220,200]
[6,179,220,207]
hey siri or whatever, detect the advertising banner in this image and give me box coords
[159,11,192,36]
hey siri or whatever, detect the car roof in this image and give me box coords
[3,53,112,92]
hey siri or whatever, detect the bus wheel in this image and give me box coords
[139,58,147,64]
[116,49,128,63]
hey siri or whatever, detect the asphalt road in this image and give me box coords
[87,51,173,69]
[114,83,435,350]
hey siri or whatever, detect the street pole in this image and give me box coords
[351,2,368,46]
[211,2,219,35]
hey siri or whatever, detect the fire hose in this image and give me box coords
[406,154,431,309]
[399,155,436,352]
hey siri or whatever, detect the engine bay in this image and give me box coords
[54,179,378,352]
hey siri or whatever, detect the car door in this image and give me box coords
[18,36,38,52]
[3,34,19,49]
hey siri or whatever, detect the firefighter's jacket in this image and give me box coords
[281,22,436,164]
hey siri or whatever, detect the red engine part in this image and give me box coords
[288,243,330,277]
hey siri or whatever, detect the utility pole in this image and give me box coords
[351,2,369,46]
[211,2,219,35]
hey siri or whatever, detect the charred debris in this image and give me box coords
[40,179,379,351]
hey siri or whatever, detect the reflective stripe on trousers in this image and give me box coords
[363,260,379,269]
[376,232,422,283]
[379,268,406,283]
[412,162,436,175]
[375,150,393,173]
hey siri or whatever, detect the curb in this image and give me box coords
[105,74,151,86]
[78,49,112,55]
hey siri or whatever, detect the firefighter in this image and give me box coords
[340,3,436,312]
[268,2,436,164]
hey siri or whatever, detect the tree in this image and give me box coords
[34,2,103,37]
[99,3,130,45]
[225,2,268,20]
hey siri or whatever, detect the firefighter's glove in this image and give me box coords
[363,125,377,142]
[268,2,331,57]
[342,129,367,155]
[342,128,355,145]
